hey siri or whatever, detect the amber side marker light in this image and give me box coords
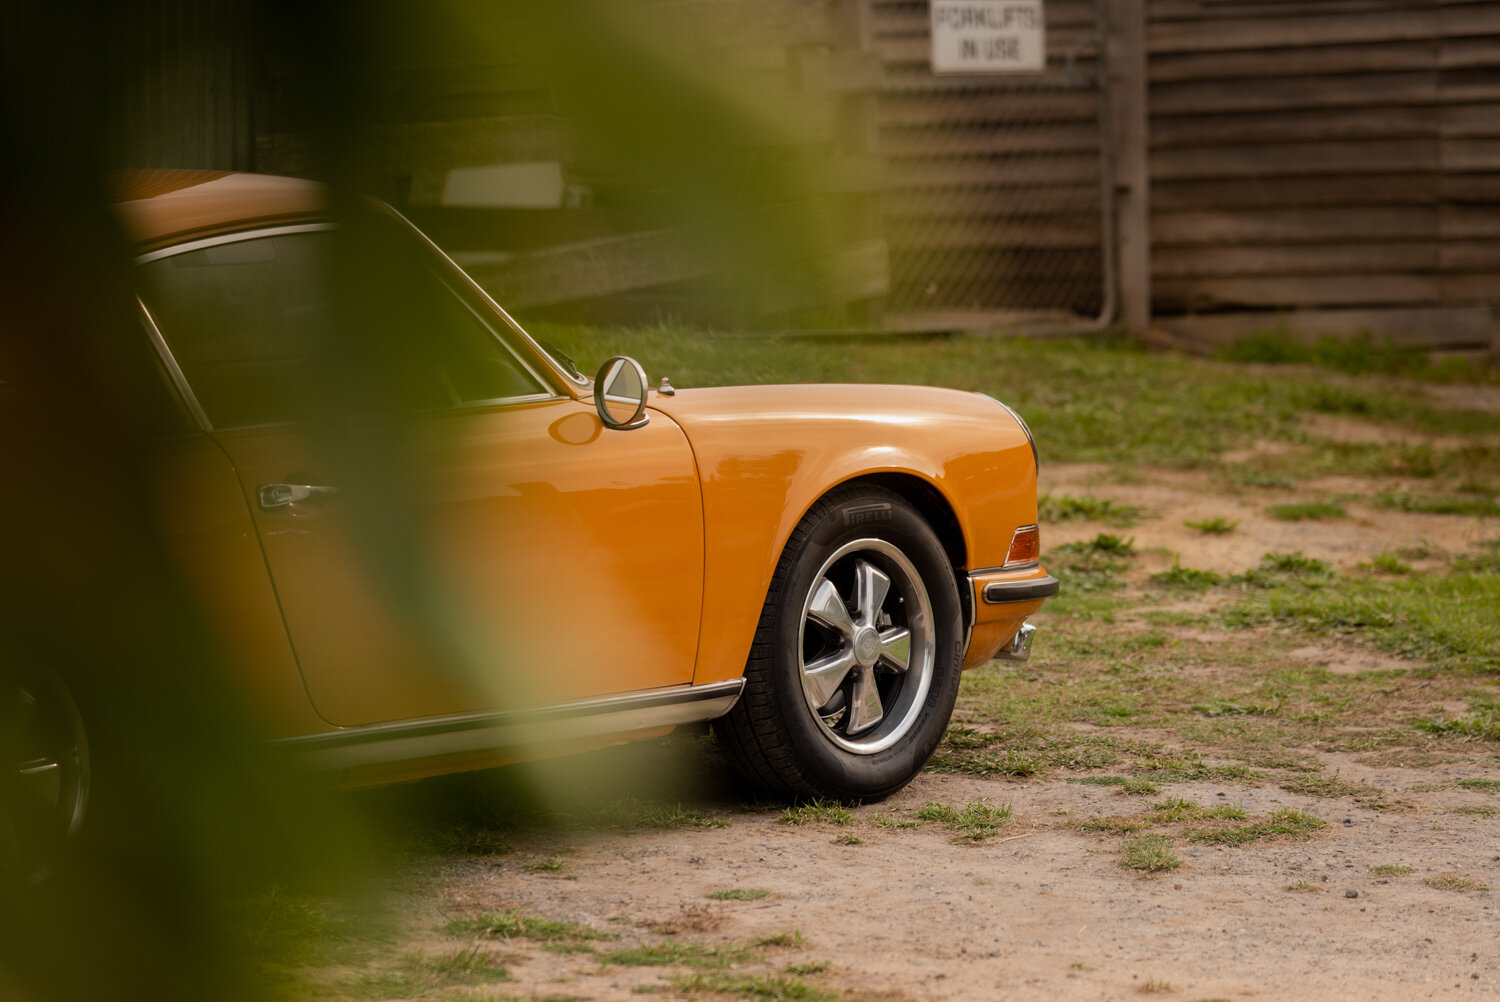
[1005,524,1040,567]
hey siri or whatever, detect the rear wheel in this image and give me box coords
[715,485,962,800]
[2,670,90,884]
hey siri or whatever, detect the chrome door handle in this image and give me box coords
[257,483,337,509]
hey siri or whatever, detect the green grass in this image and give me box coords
[601,941,756,969]
[1215,329,1495,382]
[1423,873,1492,893]
[1119,835,1180,872]
[1185,516,1239,534]
[1151,563,1222,590]
[1267,501,1347,522]
[337,948,514,998]
[1457,778,1500,792]
[1370,864,1415,876]
[1147,798,1246,823]
[1226,565,1500,672]
[442,911,614,943]
[233,888,396,968]
[753,931,806,948]
[915,801,1013,841]
[1375,490,1500,517]
[524,858,566,872]
[666,971,831,1001]
[710,888,770,901]
[1040,494,1143,526]
[778,801,854,826]
[1185,808,1326,846]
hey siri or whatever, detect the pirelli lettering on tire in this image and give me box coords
[842,502,892,527]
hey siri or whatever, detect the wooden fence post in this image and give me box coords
[1105,0,1150,336]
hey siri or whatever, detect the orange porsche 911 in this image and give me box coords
[15,171,1056,856]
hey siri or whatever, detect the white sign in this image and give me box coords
[930,0,1046,74]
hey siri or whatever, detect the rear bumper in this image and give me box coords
[960,566,1060,669]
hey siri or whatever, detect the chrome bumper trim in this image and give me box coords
[994,622,1037,663]
[982,575,1060,604]
[274,679,746,771]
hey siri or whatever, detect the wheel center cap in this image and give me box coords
[853,627,881,667]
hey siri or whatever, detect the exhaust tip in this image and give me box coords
[995,622,1036,663]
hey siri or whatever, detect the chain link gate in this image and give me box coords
[866,0,1114,334]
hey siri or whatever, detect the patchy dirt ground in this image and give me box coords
[276,421,1500,1002]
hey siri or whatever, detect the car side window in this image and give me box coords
[139,230,547,429]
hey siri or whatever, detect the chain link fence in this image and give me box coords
[868,0,1113,334]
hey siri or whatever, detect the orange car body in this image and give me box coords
[119,171,1053,786]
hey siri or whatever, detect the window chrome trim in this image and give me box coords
[137,298,212,432]
[271,679,746,772]
[134,222,567,431]
[134,223,335,264]
[376,203,593,392]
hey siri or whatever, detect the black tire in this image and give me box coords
[714,484,963,801]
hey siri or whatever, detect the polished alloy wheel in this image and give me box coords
[797,538,934,755]
[3,674,89,882]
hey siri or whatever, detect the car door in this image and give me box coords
[138,225,704,727]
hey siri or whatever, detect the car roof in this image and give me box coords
[113,170,325,252]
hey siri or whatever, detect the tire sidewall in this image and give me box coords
[770,487,962,799]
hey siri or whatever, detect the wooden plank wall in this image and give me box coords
[867,0,1110,331]
[1148,0,1500,349]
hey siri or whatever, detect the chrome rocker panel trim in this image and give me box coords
[274,679,745,771]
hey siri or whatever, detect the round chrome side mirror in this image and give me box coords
[593,356,650,430]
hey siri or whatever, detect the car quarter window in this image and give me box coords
[138,229,549,429]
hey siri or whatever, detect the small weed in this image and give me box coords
[1120,834,1181,872]
[602,941,755,969]
[779,801,854,826]
[1267,501,1346,522]
[785,962,829,976]
[1186,809,1326,846]
[1286,880,1323,892]
[916,801,1013,841]
[1078,815,1149,834]
[871,813,921,829]
[667,971,830,1001]
[1149,798,1246,823]
[1185,516,1239,534]
[524,858,566,872]
[1060,532,1137,555]
[1370,553,1412,575]
[1119,777,1160,796]
[833,833,864,846]
[1457,778,1500,792]
[1370,865,1415,876]
[1280,773,1386,802]
[1415,699,1500,741]
[1449,805,1499,816]
[1040,493,1143,526]
[1376,491,1500,517]
[1151,563,1223,590]
[442,911,613,943]
[710,888,770,901]
[570,797,731,830]
[1137,977,1174,993]
[754,931,806,948]
[1423,873,1491,893]
[1192,700,1279,718]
